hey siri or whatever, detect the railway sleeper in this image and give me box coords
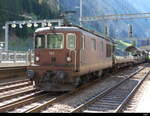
[87,106,113,111]
[90,103,118,109]
[94,102,120,106]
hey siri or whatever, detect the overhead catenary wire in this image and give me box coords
[81,12,150,21]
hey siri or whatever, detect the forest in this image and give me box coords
[0,0,59,50]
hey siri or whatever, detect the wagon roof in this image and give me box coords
[125,46,143,54]
[35,26,112,42]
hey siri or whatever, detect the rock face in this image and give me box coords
[39,0,60,14]
[59,0,150,46]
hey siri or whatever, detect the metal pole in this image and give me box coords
[14,51,16,63]
[5,23,9,50]
[128,24,133,38]
[0,51,2,63]
[104,25,109,37]
[58,20,62,26]
[80,0,83,26]
[26,51,29,64]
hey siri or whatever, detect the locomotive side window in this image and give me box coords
[92,39,96,51]
[106,44,112,57]
[47,34,64,49]
[100,40,104,51]
[67,33,76,50]
[35,35,45,48]
[80,36,85,50]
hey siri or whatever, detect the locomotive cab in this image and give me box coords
[34,33,77,68]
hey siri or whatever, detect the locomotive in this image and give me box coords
[26,25,147,92]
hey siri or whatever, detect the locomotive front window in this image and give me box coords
[67,33,76,50]
[47,34,64,49]
[35,35,45,48]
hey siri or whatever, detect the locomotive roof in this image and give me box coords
[35,26,112,42]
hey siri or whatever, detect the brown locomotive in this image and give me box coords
[27,25,113,91]
[27,25,147,91]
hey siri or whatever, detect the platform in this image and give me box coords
[0,63,29,68]
[134,79,150,112]
[0,61,30,68]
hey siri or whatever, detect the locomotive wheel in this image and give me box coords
[74,77,82,87]
[97,70,103,77]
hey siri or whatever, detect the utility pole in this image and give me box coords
[4,23,9,50]
[80,0,83,26]
[104,25,109,37]
[128,24,133,38]
[128,24,136,47]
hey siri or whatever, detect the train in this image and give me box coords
[26,25,148,92]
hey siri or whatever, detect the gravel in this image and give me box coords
[41,65,144,113]
[123,67,150,113]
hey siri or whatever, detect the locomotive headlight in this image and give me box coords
[35,56,40,62]
[67,57,71,62]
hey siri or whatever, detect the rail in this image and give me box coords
[71,67,147,113]
[0,50,34,66]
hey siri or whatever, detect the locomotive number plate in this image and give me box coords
[49,51,55,55]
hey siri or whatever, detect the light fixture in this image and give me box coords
[48,22,52,27]
[67,57,72,62]
[2,26,5,29]
[11,24,17,28]
[27,23,32,28]
[22,21,26,25]
[35,56,40,62]
[34,23,38,27]
[42,22,47,27]
[0,43,2,47]
[19,24,23,28]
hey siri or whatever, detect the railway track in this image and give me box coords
[0,79,30,87]
[0,86,37,102]
[0,64,147,113]
[23,69,122,113]
[0,79,66,113]
[1,91,66,113]
[0,67,26,71]
[71,66,150,113]
[0,91,49,112]
[122,69,150,112]
[0,66,26,80]
[22,65,146,113]
[0,79,36,108]
[0,79,32,92]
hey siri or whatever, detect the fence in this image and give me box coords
[0,50,34,66]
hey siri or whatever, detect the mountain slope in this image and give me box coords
[0,0,60,50]
[59,0,150,47]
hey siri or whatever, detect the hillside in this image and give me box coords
[1,0,150,50]
[0,0,59,50]
[59,0,150,47]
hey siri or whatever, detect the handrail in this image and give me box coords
[0,50,34,65]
